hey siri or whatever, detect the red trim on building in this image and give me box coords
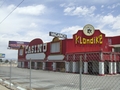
[17,29,120,75]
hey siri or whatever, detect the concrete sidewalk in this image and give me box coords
[0,84,9,90]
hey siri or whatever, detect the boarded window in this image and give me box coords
[19,49,23,56]
[51,42,60,53]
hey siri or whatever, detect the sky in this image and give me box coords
[0,0,120,60]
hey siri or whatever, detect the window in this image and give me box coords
[50,42,60,53]
[19,49,23,56]
[114,47,120,52]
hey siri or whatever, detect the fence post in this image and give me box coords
[0,62,1,75]
[10,60,12,89]
[79,55,82,90]
[29,59,31,90]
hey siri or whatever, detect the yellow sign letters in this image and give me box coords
[75,34,103,44]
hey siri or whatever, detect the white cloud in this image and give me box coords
[95,14,120,30]
[6,4,46,16]
[29,23,38,28]
[112,15,120,29]
[73,6,96,16]
[101,5,104,8]
[108,3,120,9]
[0,4,48,34]
[64,7,75,13]
[100,14,115,24]
[60,3,66,7]
[60,3,74,7]
[7,4,15,10]
[61,26,83,37]
[100,28,120,37]
[90,0,110,4]
[16,5,46,15]
[0,4,54,59]
[63,6,96,16]
[88,14,120,36]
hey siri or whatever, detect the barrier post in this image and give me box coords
[29,59,31,90]
[79,56,82,90]
[10,60,12,89]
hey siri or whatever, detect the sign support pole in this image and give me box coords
[10,60,12,89]
[29,59,31,90]
[79,55,82,90]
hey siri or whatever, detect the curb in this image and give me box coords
[0,78,29,90]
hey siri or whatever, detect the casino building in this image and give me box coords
[18,24,120,76]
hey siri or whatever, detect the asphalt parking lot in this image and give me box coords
[0,65,120,90]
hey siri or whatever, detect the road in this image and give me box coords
[0,64,120,90]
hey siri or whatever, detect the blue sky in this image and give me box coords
[0,0,120,60]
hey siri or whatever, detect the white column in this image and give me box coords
[109,62,113,74]
[42,62,46,70]
[34,62,37,69]
[20,62,22,67]
[99,62,104,76]
[73,62,78,73]
[113,62,117,74]
[53,62,56,71]
[118,62,120,73]
[17,62,19,67]
[28,62,30,68]
[22,62,24,68]
[18,62,21,67]
[84,62,88,74]
[112,48,114,52]
[65,61,70,72]
[70,62,73,72]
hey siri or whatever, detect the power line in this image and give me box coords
[0,0,24,24]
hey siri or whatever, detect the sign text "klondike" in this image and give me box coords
[75,34,103,44]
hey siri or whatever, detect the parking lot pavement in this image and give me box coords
[0,84,9,90]
[0,66,120,90]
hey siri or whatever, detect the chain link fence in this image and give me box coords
[0,52,120,90]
